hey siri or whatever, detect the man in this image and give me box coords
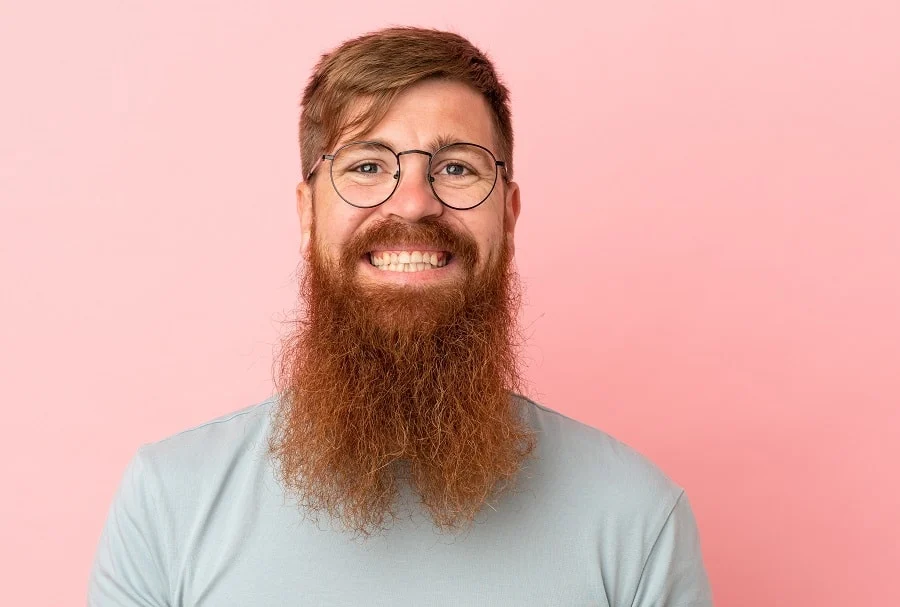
[89,27,713,606]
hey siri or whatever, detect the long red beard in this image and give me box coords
[269,216,536,537]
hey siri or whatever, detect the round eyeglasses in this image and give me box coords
[306,141,507,210]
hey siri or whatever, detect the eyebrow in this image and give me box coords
[344,134,467,154]
[426,134,464,152]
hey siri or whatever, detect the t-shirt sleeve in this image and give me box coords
[630,490,714,607]
[88,448,170,606]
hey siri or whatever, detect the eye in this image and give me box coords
[438,162,471,177]
[352,162,381,174]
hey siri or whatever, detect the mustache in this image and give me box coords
[339,217,479,272]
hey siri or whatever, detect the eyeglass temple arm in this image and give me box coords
[305,154,334,181]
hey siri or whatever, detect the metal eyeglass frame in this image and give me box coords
[305,140,508,211]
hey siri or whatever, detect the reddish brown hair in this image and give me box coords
[299,27,515,180]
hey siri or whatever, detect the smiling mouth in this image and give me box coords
[367,250,451,272]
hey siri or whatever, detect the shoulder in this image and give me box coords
[132,395,277,491]
[90,397,279,602]
[513,393,685,514]
[511,395,712,603]
[142,396,275,451]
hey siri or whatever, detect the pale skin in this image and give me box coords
[295,79,521,286]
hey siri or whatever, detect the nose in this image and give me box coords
[377,150,444,222]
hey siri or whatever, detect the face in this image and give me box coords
[296,78,521,291]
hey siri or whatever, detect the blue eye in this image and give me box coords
[355,163,380,174]
[439,163,471,177]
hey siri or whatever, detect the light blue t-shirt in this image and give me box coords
[89,394,713,606]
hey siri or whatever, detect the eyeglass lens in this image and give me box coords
[330,142,498,209]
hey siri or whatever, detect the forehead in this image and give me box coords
[340,79,498,152]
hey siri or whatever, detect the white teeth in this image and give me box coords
[368,250,450,271]
[378,262,437,273]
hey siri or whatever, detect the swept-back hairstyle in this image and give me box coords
[299,27,514,181]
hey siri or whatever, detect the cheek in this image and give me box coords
[314,208,370,258]
[471,227,506,272]
[470,208,506,249]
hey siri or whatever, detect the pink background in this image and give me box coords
[2,1,898,605]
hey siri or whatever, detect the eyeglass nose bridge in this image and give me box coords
[394,149,436,184]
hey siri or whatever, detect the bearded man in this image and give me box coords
[89,27,713,606]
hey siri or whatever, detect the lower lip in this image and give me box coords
[358,255,458,284]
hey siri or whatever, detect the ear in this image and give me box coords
[296,181,314,258]
[503,180,521,258]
